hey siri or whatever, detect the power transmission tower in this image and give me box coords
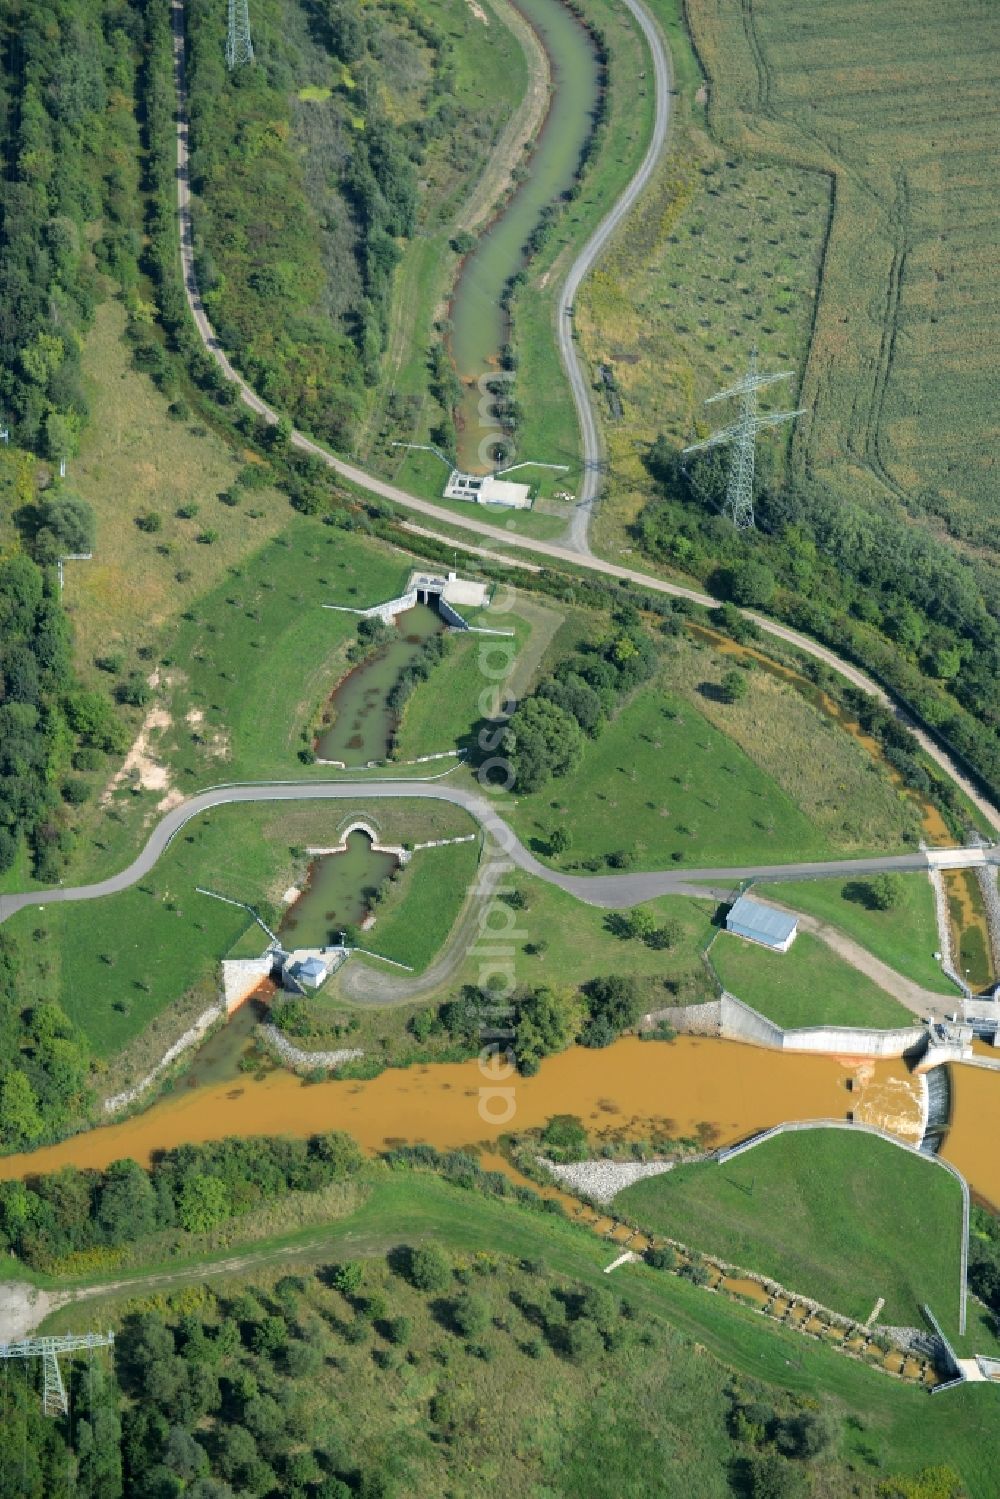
[682,346,804,531]
[0,1331,114,1417]
[226,0,254,69]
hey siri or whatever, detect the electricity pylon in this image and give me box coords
[226,0,254,69]
[0,1331,114,1417]
[682,346,804,531]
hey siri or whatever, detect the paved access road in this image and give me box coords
[169,0,1000,836]
[1,779,990,929]
[557,0,673,554]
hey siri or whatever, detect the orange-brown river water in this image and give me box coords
[0,1038,926,1182]
[942,1062,1000,1209]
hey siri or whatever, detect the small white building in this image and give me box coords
[725,894,798,953]
[443,470,531,509]
[282,951,339,994]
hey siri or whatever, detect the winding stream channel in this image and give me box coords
[450,0,599,471]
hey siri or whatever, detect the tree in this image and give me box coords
[746,1450,805,1499]
[176,1173,230,1233]
[549,826,571,855]
[580,975,641,1046]
[514,986,583,1073]
[540,1114,588,1161]
[502,697,583,793]
[406,1243,451,1292]
[96,1158,159,1242]
[720,667,749,703]
[868,873,904,911]
[451,1291,490,1340]
[330,1260,364,1297]
[32,493,95,559]
[723,559,777,608]
[0,1069,44,1148]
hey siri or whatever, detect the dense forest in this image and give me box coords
[638,446,1000,807]
[0,0,141,1155]
[181,0,477,448]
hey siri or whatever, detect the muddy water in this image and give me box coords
[315,603,443,764]
[0,1037,924,1183]
[942,1063,1000,1210]
[280,832,398,947]
[943,868,995,992]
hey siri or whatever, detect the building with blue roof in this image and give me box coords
[725,893,798,953]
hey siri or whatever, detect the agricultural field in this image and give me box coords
[766,874,953,996]
[710,931,915,1031]
[1,799,474,1063]
[579,0,830,553]
[619,1129,965,1339]
[589,0,1000,555]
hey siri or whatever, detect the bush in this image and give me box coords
[135,511,163,533]
[406,1244,451,1292]
[720,667,749,704]
[645,1245,677,1271]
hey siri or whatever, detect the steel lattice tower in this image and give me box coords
[226,0,254,69]
[1,1331,114,1417]
[682,347,804,531]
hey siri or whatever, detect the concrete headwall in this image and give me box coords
[222,955,274,1014]
[719,993,927,1058]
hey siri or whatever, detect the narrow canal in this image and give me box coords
[314,603,443,764]
[450,0,599,472]
[281,831,398,947]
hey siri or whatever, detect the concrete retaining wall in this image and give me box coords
[719,992,927,1058]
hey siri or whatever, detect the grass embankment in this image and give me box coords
[59,520,460,885]
[3,800,475,1060]
[375,0,659,529]
[36,1169,995,1495]
[619,1130,964,1338]
[358,837,482,971]
[66,301,288,678]
[391,606,535,760]
[767,875,953,996]
[507,650,915,873]
[710,931,914,1030]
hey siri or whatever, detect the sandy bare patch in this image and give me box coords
[186,707,205,728]
[157,788,186,813]
[101,705,173,803]
[207,729,231,761]
[695,85,708,105]
[283,886,301,904]
[466,0,488,20]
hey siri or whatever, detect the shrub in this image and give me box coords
[406,1244,451,1292]
[135,511,163,533]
